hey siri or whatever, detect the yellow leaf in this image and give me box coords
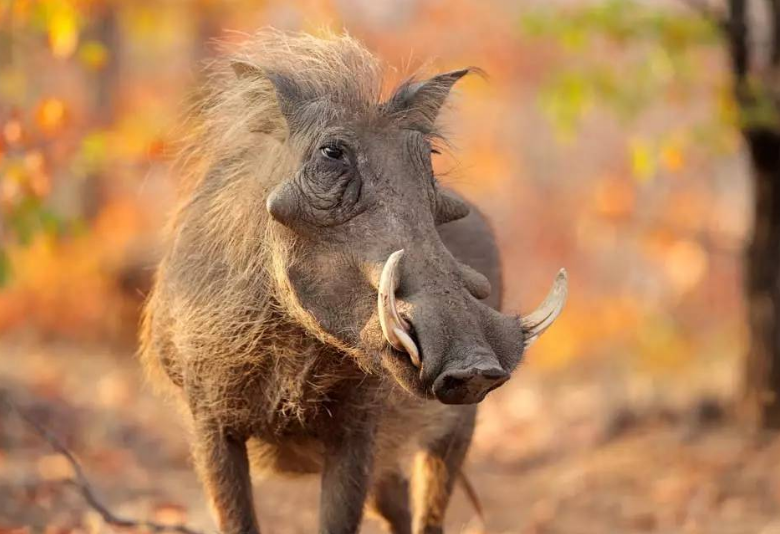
[1,163,24,206]
[78,40,108,70]
[629,137,655,183]
[717,83,739,127]
[49,7,78,58]
[0,67,27,105]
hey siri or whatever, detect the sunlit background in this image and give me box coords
[2,1,769,533]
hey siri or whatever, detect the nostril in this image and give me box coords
[433,366,509,404]
[479,367,508,381]
[440,372,470,391]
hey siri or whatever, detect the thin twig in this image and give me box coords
[457,471,485,529]
[0,392,204,534]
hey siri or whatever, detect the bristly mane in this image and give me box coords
[176,30,383,193]
[140,31,394,424]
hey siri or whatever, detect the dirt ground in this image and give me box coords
[2,338,780,534]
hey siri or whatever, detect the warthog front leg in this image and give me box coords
[368,470,412,534]
[411,407,476,534]
[319,402,378,534]
[192,418,260,534]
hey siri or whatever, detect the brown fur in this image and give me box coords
[141,31,375,423]
[141,30,486,534]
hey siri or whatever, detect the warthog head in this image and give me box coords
[229,33,566,404]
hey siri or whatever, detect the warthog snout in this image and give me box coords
[432,352,509,404]
[375,249,567,404]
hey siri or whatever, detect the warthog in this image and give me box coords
[141,30,566,534]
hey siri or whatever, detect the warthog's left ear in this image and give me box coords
[435,190,471,225]
[386,68,477,132]
[231,60,306,134]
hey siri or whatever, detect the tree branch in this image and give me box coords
[729,0,750,84]
[0,392,204,534]
[768,0,780,66]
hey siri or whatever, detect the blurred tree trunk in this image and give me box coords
[731,0,780,428]
[80,1,120,221]
[93,2,120,126]
[743,129,780,428]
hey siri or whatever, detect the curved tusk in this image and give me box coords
[378,250,421,368]
[521,268,568,349]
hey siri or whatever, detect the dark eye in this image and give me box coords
[431,148,441,155]
[320,145,344,160]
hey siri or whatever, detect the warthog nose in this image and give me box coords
[432,363,509,405]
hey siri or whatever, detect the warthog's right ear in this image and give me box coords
[231,60,306,134]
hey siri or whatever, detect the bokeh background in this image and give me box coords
[2,0,776,533]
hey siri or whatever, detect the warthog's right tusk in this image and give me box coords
[377,250,421,368]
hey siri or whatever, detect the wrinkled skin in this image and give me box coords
[142,33,565,534]
[266,70,527,405]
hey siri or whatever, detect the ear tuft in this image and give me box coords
[386,67,478,131]
[231,60,263,80]
[231,60,306,134]
[263,71,305,117]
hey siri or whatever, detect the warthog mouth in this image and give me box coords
[375,249,568,404]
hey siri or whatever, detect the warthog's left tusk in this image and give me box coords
[377,250,421,368]
[520,268,568,349]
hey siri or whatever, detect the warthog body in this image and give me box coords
[141,30,565,534]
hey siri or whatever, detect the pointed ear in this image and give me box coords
[386,68,474,132]
[231,59,262,80]
[435,190,471,225]
[231,60,305,132]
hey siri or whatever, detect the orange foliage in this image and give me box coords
[0,0,748,380]
[35,98,68,135]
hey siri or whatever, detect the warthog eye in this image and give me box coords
[320,144,345,161]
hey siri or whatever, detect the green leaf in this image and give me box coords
[7,197,66,245]
[0,248,10,287]
[520,0,730,147]
[541,71,595,137]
